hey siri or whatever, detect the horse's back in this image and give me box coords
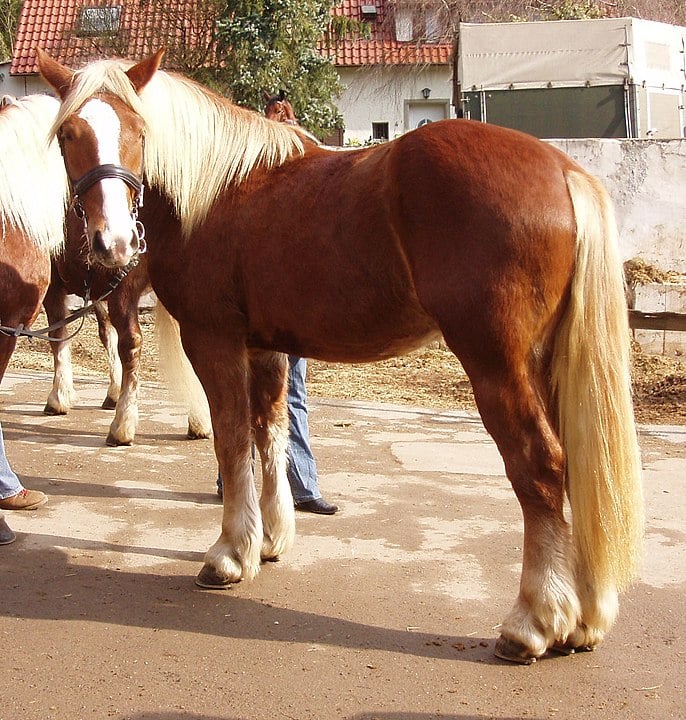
[389,119,578,242]
[215,119,582,362]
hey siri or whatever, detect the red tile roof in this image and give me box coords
[11,0,451,76]
[11,0,213,75]
[322,0,452,66]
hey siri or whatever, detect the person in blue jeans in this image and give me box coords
[216,355,338,515]
[0,420,48,544]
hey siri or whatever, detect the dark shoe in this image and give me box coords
[0,488,48,511]
[295,498,338,515]
[0,516,16,545]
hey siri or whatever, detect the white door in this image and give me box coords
[408,101,448,130]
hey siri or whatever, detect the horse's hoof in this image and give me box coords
[101,396,117,410]
[43,404,66,416]
[494,636,538,665]
[195,565,237,589]
[105,433,132,447]
[186,426,211,440]
[551,642,595,656]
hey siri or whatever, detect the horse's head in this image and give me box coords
[37,48,163,269]
[263,91,298,126]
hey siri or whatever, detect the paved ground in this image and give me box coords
[0,371,684,720]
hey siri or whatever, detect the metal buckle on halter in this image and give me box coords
[130,197,147,254]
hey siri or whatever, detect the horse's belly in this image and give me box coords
[246,304,441,363]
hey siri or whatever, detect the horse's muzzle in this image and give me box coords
[90,227,142,268]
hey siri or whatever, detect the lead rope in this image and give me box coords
[0,255,140,342]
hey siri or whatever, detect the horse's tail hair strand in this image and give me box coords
[155,301,212,435]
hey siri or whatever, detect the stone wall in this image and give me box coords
[549,139,686,274]
[550,138,685,356]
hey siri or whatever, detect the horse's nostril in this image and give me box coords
[92,230,106,257]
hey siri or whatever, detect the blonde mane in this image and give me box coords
[0,94,68,253]
[54,60,306,236]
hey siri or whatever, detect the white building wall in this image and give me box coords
[337,65,452,144]
[0,65,49,97]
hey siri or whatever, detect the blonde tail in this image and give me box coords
[553,169,643,594]
[155,301,212,438]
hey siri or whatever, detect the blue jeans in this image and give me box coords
[216,355,321,503]
[0,421,22,500]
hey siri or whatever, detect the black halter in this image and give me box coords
[70,161,145,221]
[63,131,146,225]
[72,163,143,200]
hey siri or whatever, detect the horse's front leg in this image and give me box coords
[249,350,296,561]
[42,273,77,415]
[179,331,262,587]
[104,293,141,446]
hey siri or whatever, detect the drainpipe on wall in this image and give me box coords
[453,20,463,118]
[624,78,635,138]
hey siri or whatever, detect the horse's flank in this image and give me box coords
[0,95,68,254]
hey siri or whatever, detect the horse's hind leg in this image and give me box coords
[93,301,122,411]
[451,346,579,663]
[42,274,77,415]
[249,350,295,561]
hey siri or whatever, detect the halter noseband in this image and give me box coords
[69,159,146,255]
[72,163,143,199]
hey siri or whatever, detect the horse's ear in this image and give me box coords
[263,90,272,102]
[36,47,74,99]
[125,49,165,93]
[278,89,286,101]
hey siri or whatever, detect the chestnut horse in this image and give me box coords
[39,50,644,664]
[0,94,68,382]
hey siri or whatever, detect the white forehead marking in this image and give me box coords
[78,98,122,164]
[77,98,134,240]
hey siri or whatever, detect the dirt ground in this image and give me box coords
[1,369,684,720]
[9,310,686,425]
[2,310,685,720]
